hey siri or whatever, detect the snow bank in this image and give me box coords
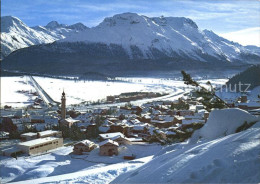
[112,122,260,183]
[198,108,258,140]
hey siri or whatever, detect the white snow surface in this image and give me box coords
[113,122,260,183]
[60,13,258,62]
[1,16,87,58]
[197,108,259,140]
[5,122,260,183]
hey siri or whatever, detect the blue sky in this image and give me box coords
[2,0,260,46]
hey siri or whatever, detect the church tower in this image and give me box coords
[61,90,66,120]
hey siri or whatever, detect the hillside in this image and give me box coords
[2,13,260,76]
[226,65,260,90]
[113,109,260,183]
[7,121,260,183]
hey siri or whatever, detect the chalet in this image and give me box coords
[17,137,63,155]
[60,117,80,128]
[99,139,119,156]
[111,135,131,145]
[108,124,130,135]
[73,140,96,155]
[141,114,151,123]
[151,115,175,128]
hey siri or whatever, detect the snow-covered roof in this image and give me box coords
[62,117,80,123]
[99,132,125,139]
[21,132,37,137]
[18,137,60,147]
[38,130,60,137]
[99,139,119,147]
[76,139,94,146]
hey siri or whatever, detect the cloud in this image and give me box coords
[220,27,260,46]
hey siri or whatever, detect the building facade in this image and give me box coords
[17,137,63,155]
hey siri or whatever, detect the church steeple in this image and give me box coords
[61,90,66,120]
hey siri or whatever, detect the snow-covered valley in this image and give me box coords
[0,75,227,108]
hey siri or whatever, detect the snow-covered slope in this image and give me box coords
[113,122,260,183]
[8,122,260,183]
[59,13,260,63]
[0,16,88,58]
[196,108,259,140]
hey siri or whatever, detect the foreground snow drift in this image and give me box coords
[11,156,153,184]
[197,108,259,140]
[113,122,260,183]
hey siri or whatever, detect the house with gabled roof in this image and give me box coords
[73,140,96,155]
[99,139,119,156]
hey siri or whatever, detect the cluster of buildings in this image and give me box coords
[1,89,260,158]
[1,130,63,157]
[225,95,260,114]
[106,92,161,103]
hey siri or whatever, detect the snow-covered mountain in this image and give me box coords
[2,13,260,75]
[58,13,260,63]
[0,16,88,58]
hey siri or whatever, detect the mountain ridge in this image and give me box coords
[1,13,260,76]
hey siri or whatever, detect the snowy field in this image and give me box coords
[0,143,162,183]
[1,76,228,108]
[0,76,36,108]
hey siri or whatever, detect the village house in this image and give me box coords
[99,139,119,156]
[73,140,96,155]
[141,114,151,123]
[107,96,116,103]
[108,124,130,136]
[110,135,132,145]
[60,117,80,128]
[17,137,63,155]
[150,115,175,128]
